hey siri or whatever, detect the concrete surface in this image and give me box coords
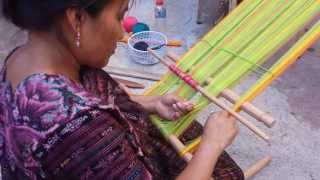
[0,0,319,179]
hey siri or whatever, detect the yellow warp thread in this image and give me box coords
[234,21,320,109]
[179,137,202,157]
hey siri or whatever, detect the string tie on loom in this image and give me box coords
[168,64,199,89]
[199,39,275,77]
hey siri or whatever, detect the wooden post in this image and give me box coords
[244,155,272,179]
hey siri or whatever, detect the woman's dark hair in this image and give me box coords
[2,0,111,31]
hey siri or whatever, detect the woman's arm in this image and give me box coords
[176,139,223,180]
[130,94,193,120]
[176,111,239,180]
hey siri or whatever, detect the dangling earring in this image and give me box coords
[75,24,81,48]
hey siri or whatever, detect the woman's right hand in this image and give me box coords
[176,111,239,180]
[202,111,239,151]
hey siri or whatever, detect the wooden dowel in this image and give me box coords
[166,51,276,128]
[197,86,270,142]
[166,51,182,63]
[167,40,183,47]
[113,77,145,89]
[244,155,272,179]
[221,89,276,128]
[118,35,183,47]
[104,66,161,81]
[149,49,270,143]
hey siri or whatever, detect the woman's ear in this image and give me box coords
[65,8,87,47]
[65,8,85,33]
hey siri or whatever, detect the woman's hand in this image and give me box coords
[203,111,239,151]
[130,94,193,120]
[154,94,193,120]
[176,111,239,180]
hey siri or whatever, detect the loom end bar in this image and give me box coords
[221,89,276,128]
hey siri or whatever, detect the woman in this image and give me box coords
[0,0,244,179]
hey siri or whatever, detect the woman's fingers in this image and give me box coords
[203,111,239,149]
[159,94,194,120]
[166,94,193,109]
[173,102,193,114]
[172,111,182,120]
[172,103,190,119]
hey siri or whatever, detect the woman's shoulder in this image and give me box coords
[3,66,128,130]
[11,72,101,130]
[80,66,126,100]
[80,66,118,90]
[14,72,87,101]
[15,72,84,95]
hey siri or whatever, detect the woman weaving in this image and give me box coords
[0,0,244,179]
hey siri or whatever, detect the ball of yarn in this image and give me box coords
[122,16,138,33]
[133,41,149,51]
[132,23,150,34]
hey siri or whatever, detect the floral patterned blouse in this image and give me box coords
[0,50,244,180]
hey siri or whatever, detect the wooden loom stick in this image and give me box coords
[148,49,270,143]
[167,52,276,128]
[220,89,275,127]
[113,77,145,89]
[104,66,161,81]
[244,155,272,179]
[119,35,183,47]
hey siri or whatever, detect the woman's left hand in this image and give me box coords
[154,94,194,120]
